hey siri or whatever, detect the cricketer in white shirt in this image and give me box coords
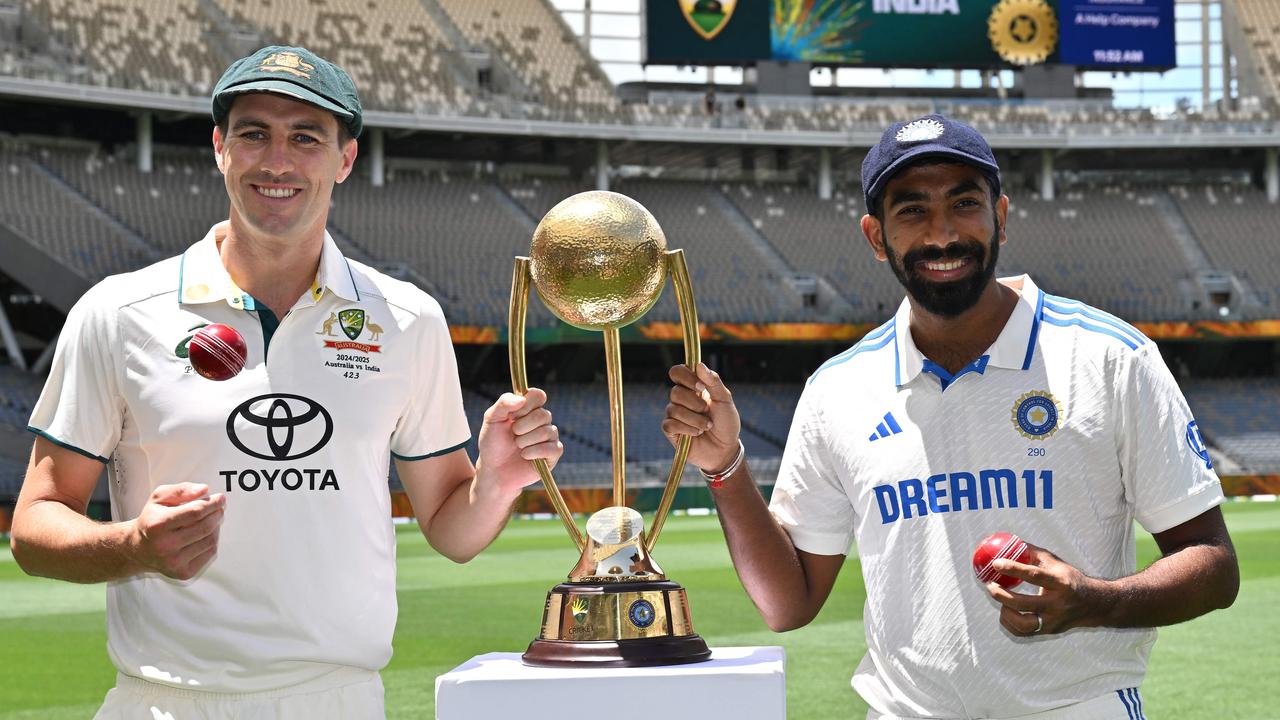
[662,114,1237,720]
[771,274,1223,718]
[27,225,470,693]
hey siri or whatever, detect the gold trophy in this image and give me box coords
[510,190,711,667]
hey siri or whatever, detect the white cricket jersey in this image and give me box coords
[770,275,1223,719]
[29,224,470,693]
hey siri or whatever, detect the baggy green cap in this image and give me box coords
[212,45,363,139]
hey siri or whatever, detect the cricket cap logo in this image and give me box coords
[679,0,737,41]
[259,51,315,79]
[339,309,365,341]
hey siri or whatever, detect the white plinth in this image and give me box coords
[434,645,786,720]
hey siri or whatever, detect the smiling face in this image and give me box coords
[862,161,1009,319]
[212,92,357,243]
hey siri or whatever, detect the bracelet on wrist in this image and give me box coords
[699,440,745,489]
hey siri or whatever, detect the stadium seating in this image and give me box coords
[8,134,1268,326]
[0,365,40,500]
[0,365,41,433]
[1183,377,1280,473]
[998,186,1196,320]
[6,0,1280,132]
[214,0,474,114]
[609,178,806,322]
[36,143,227,256]
[0,455,25,501]
[721,181,904,319]
[327,168,557,326]
[21,0,225,95]
[434,0,618,121]
[1227,0,1280,103]
[0,140,157,281]
[473,380,789,487]
[1171,184,1280,309]
[722,179,1201,321]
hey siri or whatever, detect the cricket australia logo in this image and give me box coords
[259,51,314,79]
[680,0,737,40]
[318,306,386,379]
[317,307,384,353]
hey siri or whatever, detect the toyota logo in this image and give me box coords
[227,393,334,461]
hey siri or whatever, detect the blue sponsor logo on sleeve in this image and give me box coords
[1185,420,1212,470]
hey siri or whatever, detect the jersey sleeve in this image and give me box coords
[390,297,471,460]
[769,380,856,556]
[28,281,125,462]
[1115,344,1224,534]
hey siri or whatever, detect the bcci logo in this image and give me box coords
[628,599,656,629]
[226,393,334,461]
[680,0,736,40]
[987,0,1058,66]
[1012,390,1061,440]
[896,118,945,144]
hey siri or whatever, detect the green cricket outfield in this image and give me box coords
[2,501,1276,719]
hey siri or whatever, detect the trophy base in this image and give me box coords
[522,580,712,668]
[523,634,711,668]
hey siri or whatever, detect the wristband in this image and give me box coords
[699,440,745,489]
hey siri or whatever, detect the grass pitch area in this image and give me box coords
[2,501,1276,719]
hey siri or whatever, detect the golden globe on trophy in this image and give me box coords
[509,190,711,668]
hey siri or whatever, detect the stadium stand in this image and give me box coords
[19,0,225,95]
[327,168,557,326]
[214,0,475,115]
[610,178,804,322]
[434,0,618,121]
[1183,378,1280,473]
[0,454,25,503]
[998,186,1197,320]
[0,365,40,435]
[501,175,818,323]
[0,365,40,500]
[1172,183,1280,310]
[1226,0,1280,103]
[6,134,1271,326]
[721,181,903,319]
[475,380,788,487]
[36,143,227,256]
[0,140,157,281]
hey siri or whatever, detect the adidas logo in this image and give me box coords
[868,412,903,442]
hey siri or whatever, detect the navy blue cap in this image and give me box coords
[861,114,1001,212]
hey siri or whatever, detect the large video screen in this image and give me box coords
[643,0,1175,71]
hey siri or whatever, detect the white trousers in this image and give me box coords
[867,687,1149,720]
[93,667,385,720]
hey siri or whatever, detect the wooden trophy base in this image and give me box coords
[522,580,712,668]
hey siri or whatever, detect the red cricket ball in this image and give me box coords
[188,323,248,381]
[972,531,1033,589]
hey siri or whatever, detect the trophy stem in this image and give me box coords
[603,326,626,507]
[510,257,585,550]
[646,250,701,552]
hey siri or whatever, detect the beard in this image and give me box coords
[883,225,1000,319]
